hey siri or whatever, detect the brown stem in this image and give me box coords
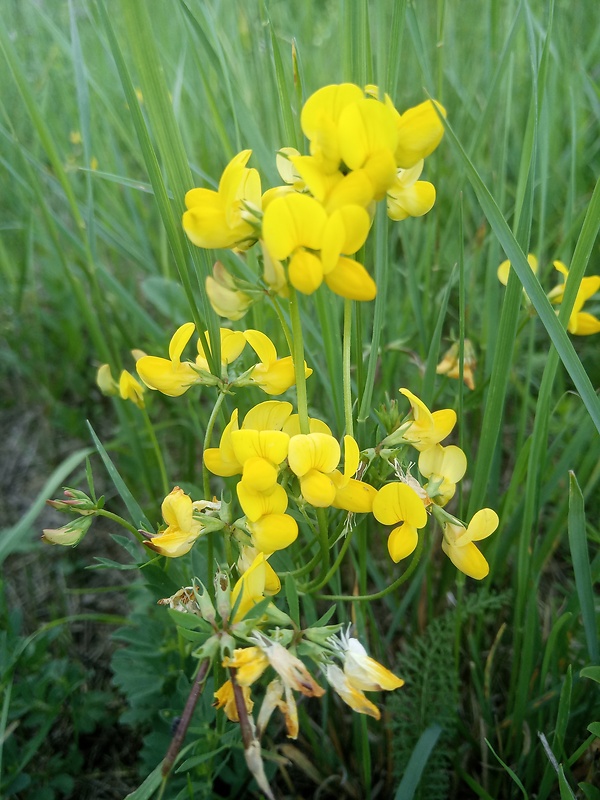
[162,658,210,777]
[229,667,255,748]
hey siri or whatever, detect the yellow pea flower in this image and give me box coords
[145,486,204,557]
[393,388,457,451]
[497,253,538,287]
[237,482,288,523]
[418,444,467,506]
[223,646,269,686]
[394,99,446,169]
[436,340,477,391]
[213,679,254,722]
[301,83,365,174]
[387,160,436,221]
[237,545,281,595]
[205,262,253,320]
[203,409,243,477]
[325,664,381,719]
[442,508,499,579]
[230,551,278,622]
[118,370,145,409]
[246,511,299,553]
[372,482,428,562]
[244,329,312,395]
[183,150,261,250]
[96,363,118,395]
[287,432,342,507]
[195,327,247,372]
[136,323,200,397]
[339,634,404,692]
[282,414,332,437]
[547,260,600,335]
[251,632,325,698]
[230,428,289,492]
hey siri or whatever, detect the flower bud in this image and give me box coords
[215,569,232,620]
[42,516,93,546]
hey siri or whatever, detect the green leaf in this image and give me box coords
[87,421,152,530]
[486,738,528,799]
[587,722,600,737]
[393,723,442,800]
[568,473,598,663]
[580,666,600,684]
[123,761,164,800]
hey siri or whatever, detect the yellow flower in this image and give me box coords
[213,679,254,722]
[96,363,118,396]
[136,323,200,397]
[203,409,243,477]
[340,634,404,692]
[262,193,375,300]
[497,253,538,287]
[145,486,204,557]
[195,327,247,373]
[436,340,477,391]
[223,646,270,686]
[118,370,145,409]
[547,260,600,335]
[325,664,381,719]
[244,329,312,395]
[372,482,428,562]
[394,388,456,451]
[183,150,261,250]
[394,99,446,169]
[418,444,467,506]
[230,551,278,622]
[442,508,499,579]
[251,632,325,698]
[386,159,436,221]
[205,261,253,320]
[237,545,281,595]
[288,433,359,507]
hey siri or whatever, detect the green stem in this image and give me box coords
[300,524,354,593]
[316,535,424,601]
[202,391,228,499]
[343,298,354,437]
[141,406,169,496]
[288,287,310,434]
[270,295,294,355]
[96,509,144,541]
[316,507,330,574]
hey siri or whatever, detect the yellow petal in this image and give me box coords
[418,444,467,483]
[342,435,360,483]
[457,507,499,544]
[237,482,288,522]
[282,414,332,437]
[145,529,200,558]
[300,469,337,507]
[241,456,279,492]
[324,257,377,301]
[262,193,327,260]
[301,83,364,141]
[288,250,324,294]
[326,664,381,719]
[231,429,290,468]
[337,98,398,171]
[251,356,306,395]
[244,329,278,365]
[288,433,341,477]
[442,539,489,580]
[242,400,293,432]
[343,638,405,691]
[571,311,600,335]
[387,523,419,562]
[332,477,377,513]
[169,322,196,362]
[205,276,252,320]
[372,482,428,527]
[249,513,299,552]
[395,100,446,168]
[119,370,145,409]
[231,553,267,622]
[387,180,436,221]
[136,356,198,397]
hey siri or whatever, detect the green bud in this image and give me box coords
[42,515,93,546]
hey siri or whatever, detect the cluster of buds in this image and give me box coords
[43,488,101,546]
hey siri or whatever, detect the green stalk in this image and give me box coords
[95,509,144,541]
[288,287,310,433]
[141,406,169,496]
[343,299,354,437]
[202,391,228,500]
[317,535,424,601]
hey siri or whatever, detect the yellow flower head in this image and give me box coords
[436,340,477,391]
[339,634,405,692]
[136,323,200,397]
[396,388,456,451]
[205,262,253,320]
[183,150,261,250]
[118,370,145,409]
[372,482,428,562]
[251,631,325,698]
[288,433,359,508]
[442,508,499,579]
[146,486,204,557]
[244,329,312,395]
[547,260,600,335]
[213,679,254,722]
[195,327,247,373]
[418,443,467,506]
[387,159,436,222]
[230,551,279,622]
[223,646,269,686]
[394,99,446,169]
[325,664,381,719]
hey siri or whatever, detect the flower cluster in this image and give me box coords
[498,254,600,335]
[181,83,445,312]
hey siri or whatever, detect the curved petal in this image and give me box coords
[387,523,419,562]
[244,329,278,365]
[262,193,327,259]
[169,322,196,362]
[372,482,428,527]
[136,356,198,397]
[332,477,377,513]
[242,400,293,432]
[237,481,288,522]
[324,257,377,301]
[288,250,324,294]
[300,469,337,507]
[288,433,340,477]
[338,98,398,171]
[250,356,303,395]
[442,539,489,580]
[249,513,298,552]
[395,100,446,168]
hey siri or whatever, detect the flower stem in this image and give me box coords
[141,406,169,496]
[343,298,354,438]
[203,390,227,594]
[95,509,145,541]
[316,534,425,601]
[288,286,310,434]
[161,658,210,777]
[299,524,354,593]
